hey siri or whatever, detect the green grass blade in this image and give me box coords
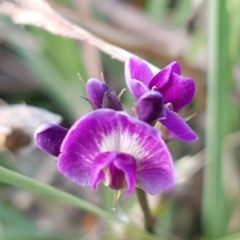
[0,166,158,240]
[215,232,240,240]
[203,1,239,239]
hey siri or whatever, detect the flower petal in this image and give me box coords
[136,90,164,123]
[91,152,117,190]
[158,73,195,112]
[160,108,198,142]
[149,61,181,90]
[137,168,175,195]
[86,78,109,109]
[58,111,113,187]
[113,153,137,195]
[129,79,149,99]
[125,57,153,94]
[90,152,137,195]
[58,109,174,194]
[35,123,68,157]
[135,129,175,195]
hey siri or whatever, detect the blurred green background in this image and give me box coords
[0,0,240,239]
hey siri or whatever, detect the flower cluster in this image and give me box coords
[125,57,198,142]
[35,57,198,196]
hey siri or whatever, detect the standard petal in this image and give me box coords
[136,90,164,123]
[135,126,175,195]
[113,153,137,195]
[58,110,114,187]
[160,108,198,142]
[35,123,68,157]
[137,168,175,195]
[149,61,181,90]
[125,57,153,93]
[158,73,195,112]
[86,78,108,108]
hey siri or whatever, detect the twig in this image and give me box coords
[0,0,132,62]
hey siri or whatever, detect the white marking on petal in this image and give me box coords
[99,124,160,163]
[103,168,111,186]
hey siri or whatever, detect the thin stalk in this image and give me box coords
[136,188,155,234]
[203,1,238,239]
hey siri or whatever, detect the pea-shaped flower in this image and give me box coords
[125,57,198,142]
[35,109,175,195]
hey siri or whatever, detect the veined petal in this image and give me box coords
[125,57,153,94]
[158,73,195,112]
[86,78,109,109]
[58,109,174,194]
[35,123,68,157]
[136,90,164,123]
[160,108,198,142]
[149,61,181,90]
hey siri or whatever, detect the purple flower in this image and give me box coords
[86,78,123,111]
[125,57,198,142]
[35,109,175,195]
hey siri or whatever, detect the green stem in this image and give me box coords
[136,188,155,234]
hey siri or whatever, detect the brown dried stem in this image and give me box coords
[0,0,133,62]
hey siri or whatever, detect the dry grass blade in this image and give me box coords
[0,0,133,62]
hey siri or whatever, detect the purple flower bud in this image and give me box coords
[136,91,164,123]
[102,89,123,111]
[86,78,122,111]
